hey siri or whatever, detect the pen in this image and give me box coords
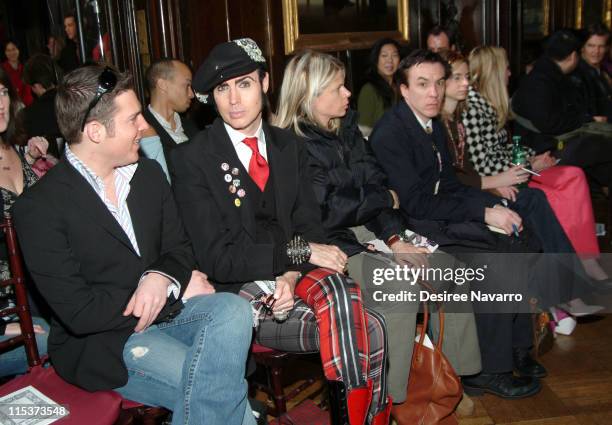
[512,224,519,237]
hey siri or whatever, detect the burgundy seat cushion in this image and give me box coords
[0,365,122,424]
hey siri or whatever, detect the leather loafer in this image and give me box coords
[513,347,547,378]
[462,372,541,399]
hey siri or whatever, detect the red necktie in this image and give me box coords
[243,137,269,191]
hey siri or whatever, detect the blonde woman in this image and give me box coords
[463,46,607,318]
[275,50,482,419]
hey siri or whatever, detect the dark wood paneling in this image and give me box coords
[178,0,287,99]
[456,0,484,51]
[181,0,231,71]
[134,0,586,105]
[551,0,577,31]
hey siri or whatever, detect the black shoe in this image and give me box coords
[462,372,541,399]
[513,348,548,378]
[589,277,612,293]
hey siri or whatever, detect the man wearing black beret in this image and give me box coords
[171,38,392,424]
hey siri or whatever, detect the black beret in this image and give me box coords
[544,30,580,61]
[192,38,267,103]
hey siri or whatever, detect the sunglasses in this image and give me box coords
[80,67,117,132]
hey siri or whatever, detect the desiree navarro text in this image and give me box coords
[371,290,523,303]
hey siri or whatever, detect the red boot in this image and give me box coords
[371,396,392,425]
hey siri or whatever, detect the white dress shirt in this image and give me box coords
[148,105,189,144]
[223,120,267,171]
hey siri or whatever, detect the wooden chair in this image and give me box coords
[0,216,169,425]
[0,215,39,354]
[251,343,319,418]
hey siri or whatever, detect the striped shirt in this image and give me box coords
[65,147,180,297]
[65,146,141,255]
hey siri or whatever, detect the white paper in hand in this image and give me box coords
[254,280,276,295]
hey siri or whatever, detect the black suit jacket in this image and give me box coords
[142,107,199,175]
[171,119,326,291]
[370,101,499,247]
[13,158,194,391]
[371,101,497,222]
[570,59,612,121]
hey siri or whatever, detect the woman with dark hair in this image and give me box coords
[0,68,50,377]
[357,38,401,133]
[1,40,33,106]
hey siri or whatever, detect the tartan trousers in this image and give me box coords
[240,268,388,418]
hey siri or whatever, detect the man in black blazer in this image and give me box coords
[370,50,553,400]
[13,65,256,425]
[172,39,392,423]
[140,58,199,178]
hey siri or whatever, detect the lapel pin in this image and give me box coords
[233,179,241,188]
[229,185,237,194]
[237,188,246,198]
[224,174,232,182]
[234,198,242,207]
[231,167,240,176]
[221,163,230,171]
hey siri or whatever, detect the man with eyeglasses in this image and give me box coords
[12,65,257,425]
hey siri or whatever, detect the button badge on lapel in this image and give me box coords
[221,162,245,207]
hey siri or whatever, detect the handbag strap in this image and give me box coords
[415,280,446,350]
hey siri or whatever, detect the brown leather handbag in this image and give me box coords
[391,298,462,425]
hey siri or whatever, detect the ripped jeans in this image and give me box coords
[114,293,256,425]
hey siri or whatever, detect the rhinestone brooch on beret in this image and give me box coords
[233,38,266,63]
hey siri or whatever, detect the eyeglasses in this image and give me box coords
[80,67,117,132]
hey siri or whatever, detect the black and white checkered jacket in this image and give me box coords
[461,87,535,176]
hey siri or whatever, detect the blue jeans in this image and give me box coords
[0,317,49,377]
[115,293,256,425]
